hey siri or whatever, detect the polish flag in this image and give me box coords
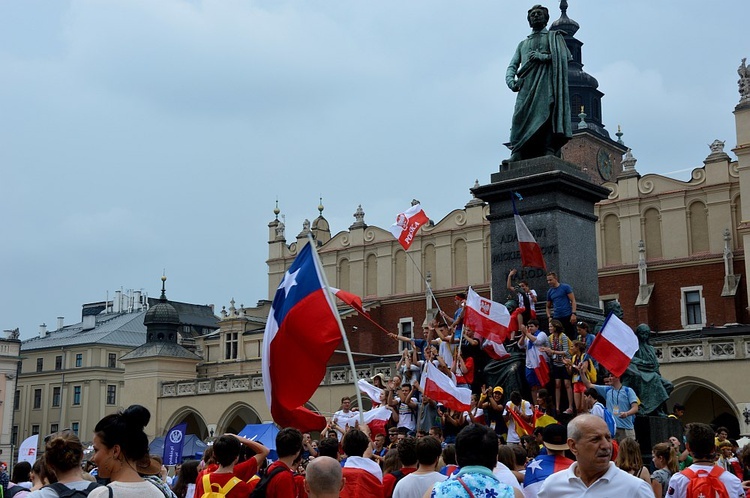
[389,203,429,251]
[587,313,638,377]
[482,339,510,360]
[361,405,392,439]
[527,345,550,387]
[357,379,384,406]
[262,243,343,433]
[420,360,471,412]
[463,287,511,344]
[513,198,546,270]
[330,287,366,315]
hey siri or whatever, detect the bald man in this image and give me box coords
[305,457,345,498]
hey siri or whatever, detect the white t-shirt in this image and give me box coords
[395,396,418,431]
[538,462,654,498]
[522,331,548,369]
[666,464,745,498]
[27,481,99,498]
[393,471,447,498]
[333,409,359,439]
[504,400,533,444]
[517,290,537,312]
[493,462,522,491]
[88,481,165,498]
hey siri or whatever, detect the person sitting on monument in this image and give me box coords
[480,386,509,441]
[563,340,593,414]
[620,323,673,416]
[517,319,549,397]
[540,319,573,415]
[506,269,538,335]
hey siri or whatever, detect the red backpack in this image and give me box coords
[680,466,730,498]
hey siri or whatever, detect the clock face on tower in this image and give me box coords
[597,148,613,181]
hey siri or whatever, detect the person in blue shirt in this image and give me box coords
[545,272,577,340]
[581,370,639,441]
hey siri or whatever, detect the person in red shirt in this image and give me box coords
[265,428,304,498]
[196,433,269,486]
[382,436,418,498]
[194,435,253,498]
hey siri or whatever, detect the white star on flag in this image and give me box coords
[280,269,299,297]
[526,458,543,474]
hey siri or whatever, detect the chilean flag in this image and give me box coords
[389,203,429,251]
[587,313,638,377]
[522,454,574,498]
[512,198,546,270]
[262,242,343,432]
[420,360,471,412]
[463,287,511,344]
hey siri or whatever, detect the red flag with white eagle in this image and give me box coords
[463,287,511,344]
[389,203,429,250]
[512,197,546,270]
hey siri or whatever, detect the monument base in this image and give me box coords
[473,156,611,327]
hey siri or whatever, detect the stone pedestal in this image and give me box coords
[472,156,610,324]
[635,415,683,462]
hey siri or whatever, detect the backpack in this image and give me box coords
[45,483,101,498]
[598,403,617,437]
[201,474,242,498]
[389,470,408,485]
[680,466,730,498]
[248,466,288,498]
[5,486,28,498]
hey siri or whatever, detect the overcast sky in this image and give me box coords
[2,0,747,340]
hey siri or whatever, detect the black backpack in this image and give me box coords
[44,483,102,498]
[389,470,408,485]
[5,486,29,498]
[248,466,288,498]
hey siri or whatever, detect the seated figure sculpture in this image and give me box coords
[621,323,673,416]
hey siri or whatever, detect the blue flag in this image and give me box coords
[162,423,187,466]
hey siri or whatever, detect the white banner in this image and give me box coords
[18,434,38,464]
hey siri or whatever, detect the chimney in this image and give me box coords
[56,317,64,331]
[133,291,142,311]
[39,323,47,338]
[114,290,122,313]
[82,315,96,331]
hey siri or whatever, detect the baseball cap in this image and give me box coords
[493,386,504,394]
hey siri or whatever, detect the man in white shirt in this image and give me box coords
[504,391,533,445]
[393,436,446,498]
[332,396,359,440]
[388,385,418,434]
[666,422,744,498]
[537,414,653,498]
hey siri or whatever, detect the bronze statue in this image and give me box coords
[506,5,572,161]
[621,323,673,416]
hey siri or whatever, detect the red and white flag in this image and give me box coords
[357,378,384,405]
[262,243,343,433]
[330,286,366,315]
[389,203,429,251]
[361,405,392,438]
[587,313,638,377]
[482,338,510,360]
[513,199,546,270]
[420,360,471,412]
[463,287,511,344]
[527,346,550,387]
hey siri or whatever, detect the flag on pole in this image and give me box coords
[512,197,546,269]
[527,344,550,387]
[463,287,511,344]
[17,434,38,464]
[357,378,384,405]
[262,242,343,432]
[389,203,429,251]
[587,313,638,377]
[420,361,471,412]
[330,287,366,315]
[361,405,393,438]
[162,423,187,466]
[482,338,510,360]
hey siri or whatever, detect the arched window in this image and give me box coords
[602,214,621,266]
[643,208,663,260]
[689,201,709,254]
[365,254,378,297]
[394,250,406,294]
[338,258,350,290]
[453,239,468,287]
[423,244,436,290]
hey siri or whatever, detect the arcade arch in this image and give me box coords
[163,407,209,439]
[670,376,740,436]
[216,402,263,435]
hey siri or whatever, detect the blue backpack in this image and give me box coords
[600,403,617,436]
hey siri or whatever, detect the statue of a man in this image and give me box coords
[506,5,572,162]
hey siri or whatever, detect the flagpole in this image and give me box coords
[405,251,450,326]
[307,235,366,427]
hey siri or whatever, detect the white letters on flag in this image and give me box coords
[512,199,546,269]
[389,204,429,251]
[587,313,638,377]
[420,360,471,412]
[463,287,511,344]
[18,434,38,464]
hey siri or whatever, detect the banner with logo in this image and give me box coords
[18,434,38,464]
[162,423,187,465]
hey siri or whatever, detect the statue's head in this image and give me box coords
[635,323,651,343]
[605,300,624,319]
[527,5,550,28]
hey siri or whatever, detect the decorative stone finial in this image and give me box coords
[273,199,280,220]
[577,107,588,129]
[616,125,624,145]
[466,179,485,208]
[318,196,324,215]
[739,58,750,106]
[622,148,637,171]
[705,139,731,163]
[160,274,167,300]
[349,204,367,230]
